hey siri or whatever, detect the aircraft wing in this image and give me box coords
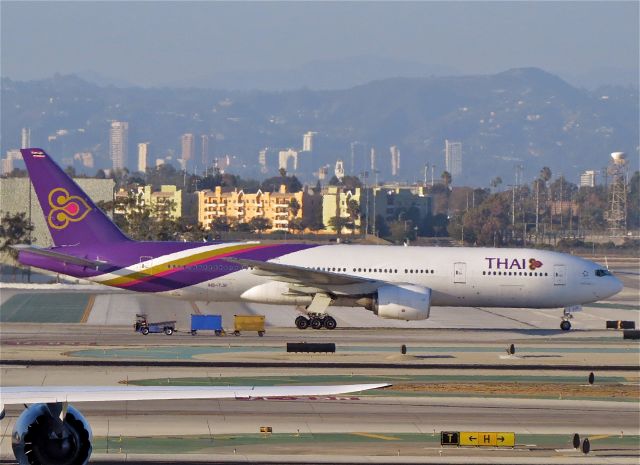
[227,257,376,287]
[0,384,389,409]
[12,245,110,269]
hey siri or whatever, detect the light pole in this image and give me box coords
[361,171,370,236]
[372,170,379,236]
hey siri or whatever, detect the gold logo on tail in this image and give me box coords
[47,187,92,230]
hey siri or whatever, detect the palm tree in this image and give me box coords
[346,199,361,236]
[288,198,301,220]
[0,212,34,261]
[328,216,350,238]
[441,171,452,188]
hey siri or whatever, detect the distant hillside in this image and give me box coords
[1,68,637,185]
[164,56,460,90]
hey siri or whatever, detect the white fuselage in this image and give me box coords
[95,244,622,309]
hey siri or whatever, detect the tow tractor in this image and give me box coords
[134,314,176,335]
[295,312,337,330]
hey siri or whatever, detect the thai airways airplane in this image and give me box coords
[15,148,622,331]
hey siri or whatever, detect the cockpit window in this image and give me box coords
[595,269,612,277]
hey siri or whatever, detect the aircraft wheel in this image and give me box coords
[324,316,337,330]
[560,320,572,331]
[295,316,309,330]
[310,318,323,330]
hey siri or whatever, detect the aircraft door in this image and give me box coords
[554,264,566,285]
[453,262,466,284]
[139,256,154,269]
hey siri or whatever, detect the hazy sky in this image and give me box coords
[2,1,638,87]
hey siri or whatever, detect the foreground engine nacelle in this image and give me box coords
[12,403,92,465]
[373,284,431,320]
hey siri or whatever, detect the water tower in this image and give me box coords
[606,151,628,236]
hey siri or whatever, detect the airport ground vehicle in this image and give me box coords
[134,314,176,335]
[295,312,337,330]
[190,314,224,335]
[233,314,265,336]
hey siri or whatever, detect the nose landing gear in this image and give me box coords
[560,305,582,331]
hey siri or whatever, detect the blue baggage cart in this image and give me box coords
[190,314,224,336]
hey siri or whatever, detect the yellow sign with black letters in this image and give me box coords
[459,431,515,447]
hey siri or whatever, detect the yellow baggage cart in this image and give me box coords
[233,315,265,336]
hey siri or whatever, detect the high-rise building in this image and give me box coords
[318,165,329,181]
[2,150,21,175]
[200,134,209,169]
[350,141,366,174]
[278,149,298,172]
[370,147,376,171]
[181,133,194,163]
[21,128,31,149]
[302,131,317,152]
[258,148,269,173]
[74,152,94,168]
[579,170,597,187]
[109,121,129,170]
[334,159,345,181]
[2,158,14,175]
[445,140,462,179]
[390,146,400,176]
[138,142,150,173]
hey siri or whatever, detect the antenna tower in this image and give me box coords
[606,152,628,236]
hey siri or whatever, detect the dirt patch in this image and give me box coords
[385,382,639,400]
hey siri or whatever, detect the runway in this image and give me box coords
[1,266,639,463]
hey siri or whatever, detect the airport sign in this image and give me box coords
[441,431,515,447]
[440,431,460,446]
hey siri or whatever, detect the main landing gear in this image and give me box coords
[295,313,337,330]
[295,293,336,330]
[560,305,582,331]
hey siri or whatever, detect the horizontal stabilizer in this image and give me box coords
[12,245,110,269]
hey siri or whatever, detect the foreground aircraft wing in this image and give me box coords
[12,245,110,270]
[227,257,376,287]
[0,384,389,409]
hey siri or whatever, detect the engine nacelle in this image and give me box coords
[12,403,92,465]
[373,284,431,320]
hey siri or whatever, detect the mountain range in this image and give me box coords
[1,67,637,185]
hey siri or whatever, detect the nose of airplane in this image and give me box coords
[611,275,624,296]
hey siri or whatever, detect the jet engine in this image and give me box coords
[372,284,431,320]
[12,403,92,465]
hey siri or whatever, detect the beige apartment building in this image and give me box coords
[115,185,190,220]
[322,186,363,234]
[198,185,321,232]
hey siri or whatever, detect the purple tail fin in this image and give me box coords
[20,148,130,246]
